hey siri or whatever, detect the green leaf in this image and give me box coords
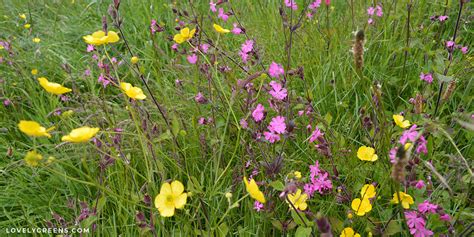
[217,223,229,237]
[435,73,454,83]
[291,210,313,227]
[383,221,402,236]
[295,226,312,237]
[269,181,285,191]
[324,112,333,125]
[172,115,180,136]
[271,220,283,231]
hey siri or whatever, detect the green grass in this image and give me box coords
[0,0,473,236]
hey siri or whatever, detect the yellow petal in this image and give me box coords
[160,182,172,195]
[174,193,187,209]
[158,205,175,217]
[170,180,184,195]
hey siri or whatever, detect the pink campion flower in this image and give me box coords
[98,74,110,88]
[438,15,448,22]
[367,7,375,16]
[405,211,433,237]
[194,92,207,104]
[461,46,468,54]
[240,118,248,129]
[252,104,265,122]
[268,62,284,78]
[84,69,91,77]
[306,12,314,19]
[400,125,418,145]
[218,8,229,21]
[187,54,198,64]
[309,127,323,143]
[264,131,280,143]
[415,180,425,189]
[209,1,217,12]
[309,0,321,9]
[268,116,286,134]
[239,51,249,63]
[241,40,254,53]
[200,43,210,54]
[111,57,118,64]
[376,5,383,17]
[446,40,455,48]
[3,99,11,107]
[368,18,374,25]
[420,72,433,84]
[305,161,332,197]
[309,161,322,179]
[198,117,206,125]
[232,23,242,35]
[440,214,451,222]
[389,147,397,163]
[285,0,298,10]
[171,43,179,51]
[416,135,428,154]
[86,44,95,52]
[268,81,287,100]
[92,54,99,60]
[254,201,264,212]
[418,200,438,214]
[325,0,330,5]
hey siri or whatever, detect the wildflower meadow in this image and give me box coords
[1,0,473,236]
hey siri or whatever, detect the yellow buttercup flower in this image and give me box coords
[83,30,120,46]
[360,184,376,199]
[404,143,412,150]
[213,24,230,34]
[340,227,361,237]
[33,37,41,43]
[391,191,414,209]
[19,13,26,19]
[18,120,51,138]
[62,126,100,143]
[243,177,266,203]
[351,198,372,216]
[293,171,302,179]
[287,189,308,211]
[173,27,196,44]
[154,180,188,217]
[131,56,139,64]
[393,114,410,128]
[24,150,43,167]
[24,24,31,29]
[31,69,38,75]
[38,77,72,95]
[357,146,378,161]
[120,82,146,100]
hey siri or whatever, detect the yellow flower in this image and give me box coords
[0,45,3,50]
[38,77,72,95]
[154,180,188,217]
[47,156,56,163]
[391,191,414,209]
[18,120,51,138]
[351,198,372,216]
[120,82,146,100]
[173,27,196,44]
[404,143,412,150]
[294,171,302,179]
[24,150,43,167]
[393,114,411,128]
[213,24,230,34]
[360,184,376,199]
[24,24,31,29]
[31,69,38,75]
[19,13,26,19]
[357,146,378,161]
[62,126,100,143]
[340,227,361,237]
[32,37,41,43]
[131,56,139,64]
[83,30,120,46]
[243,177,266,203]
[287,189,308,211]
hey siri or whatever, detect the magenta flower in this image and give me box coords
[414,180,425,189]
[376,5,383,17]
[446,40,455,48]
[309,0,321,9]
[405,211,433,237]
[209,1,217,12]
[98,74,110,88]
[232,23,242,35]
[368,18,374,25]
[440,214,451,222]
[268,62,284,78]
[84,69,91,77]
[198,117,206,125]
[187,54,198,64]
[240,118,248,129]
[200,43,210,54]
[3,99,11,107]
[389,147,397,163]
[419,72,433,84]
[461,46,468,54]
[218,8,229,21]
[416,135,428,154]
[304,160,332,197]
[325,0,330,5]
[268,116,286,134]
[241,40,254,53]
[264,131,280,143]
[171,43,179,51]
[86,44,95,52]
[254,201,264,212]
[285,0,298,10]
[367,7,375,16]
[418,200,438,214]
[438,15,448,22]
[309,127,323,143]
[252,104,265,122]
[400,125,418,145]
[194,92,207,104]
[268,81,287,101]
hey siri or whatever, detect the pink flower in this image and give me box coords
[264,131,280,143]
[232,23,242,35]
[415,180,425,189]
[418,200,438,214]
[376,5,383,17]
[419,72,433,84]
[368,18,374,25]
[461,46,468,54]
[400,125,418,145]
[209,1,217,12]
[200,43,210,54]
[405,211,433,237]
[438,15,448,22]
[187,54,198,64]
[198,117,206,125]
[389,147,397,163]
[240,118,248,129]
[239,51,249,63]
[416,135,428,154]
[309,0,321,9]
[440,214,451,222]
[84,69,91,77]
[241,40,254,53]
[86,44,95,52]
[325,0,330,5]
[98,74,110,88]
[304,161,332,197]
[3,99,11,107]
[218,8,229,21]
[254,201,264,212]
[268,62,284,78]
[194,92,207,104]
[252,104,265,122]
[446,40,455,48]
[367,7,375,16]
[171,43,179,51]
[285,0,298,10]
[268,116,286,134]
[268,81,287,100]
[309,127,323,143]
